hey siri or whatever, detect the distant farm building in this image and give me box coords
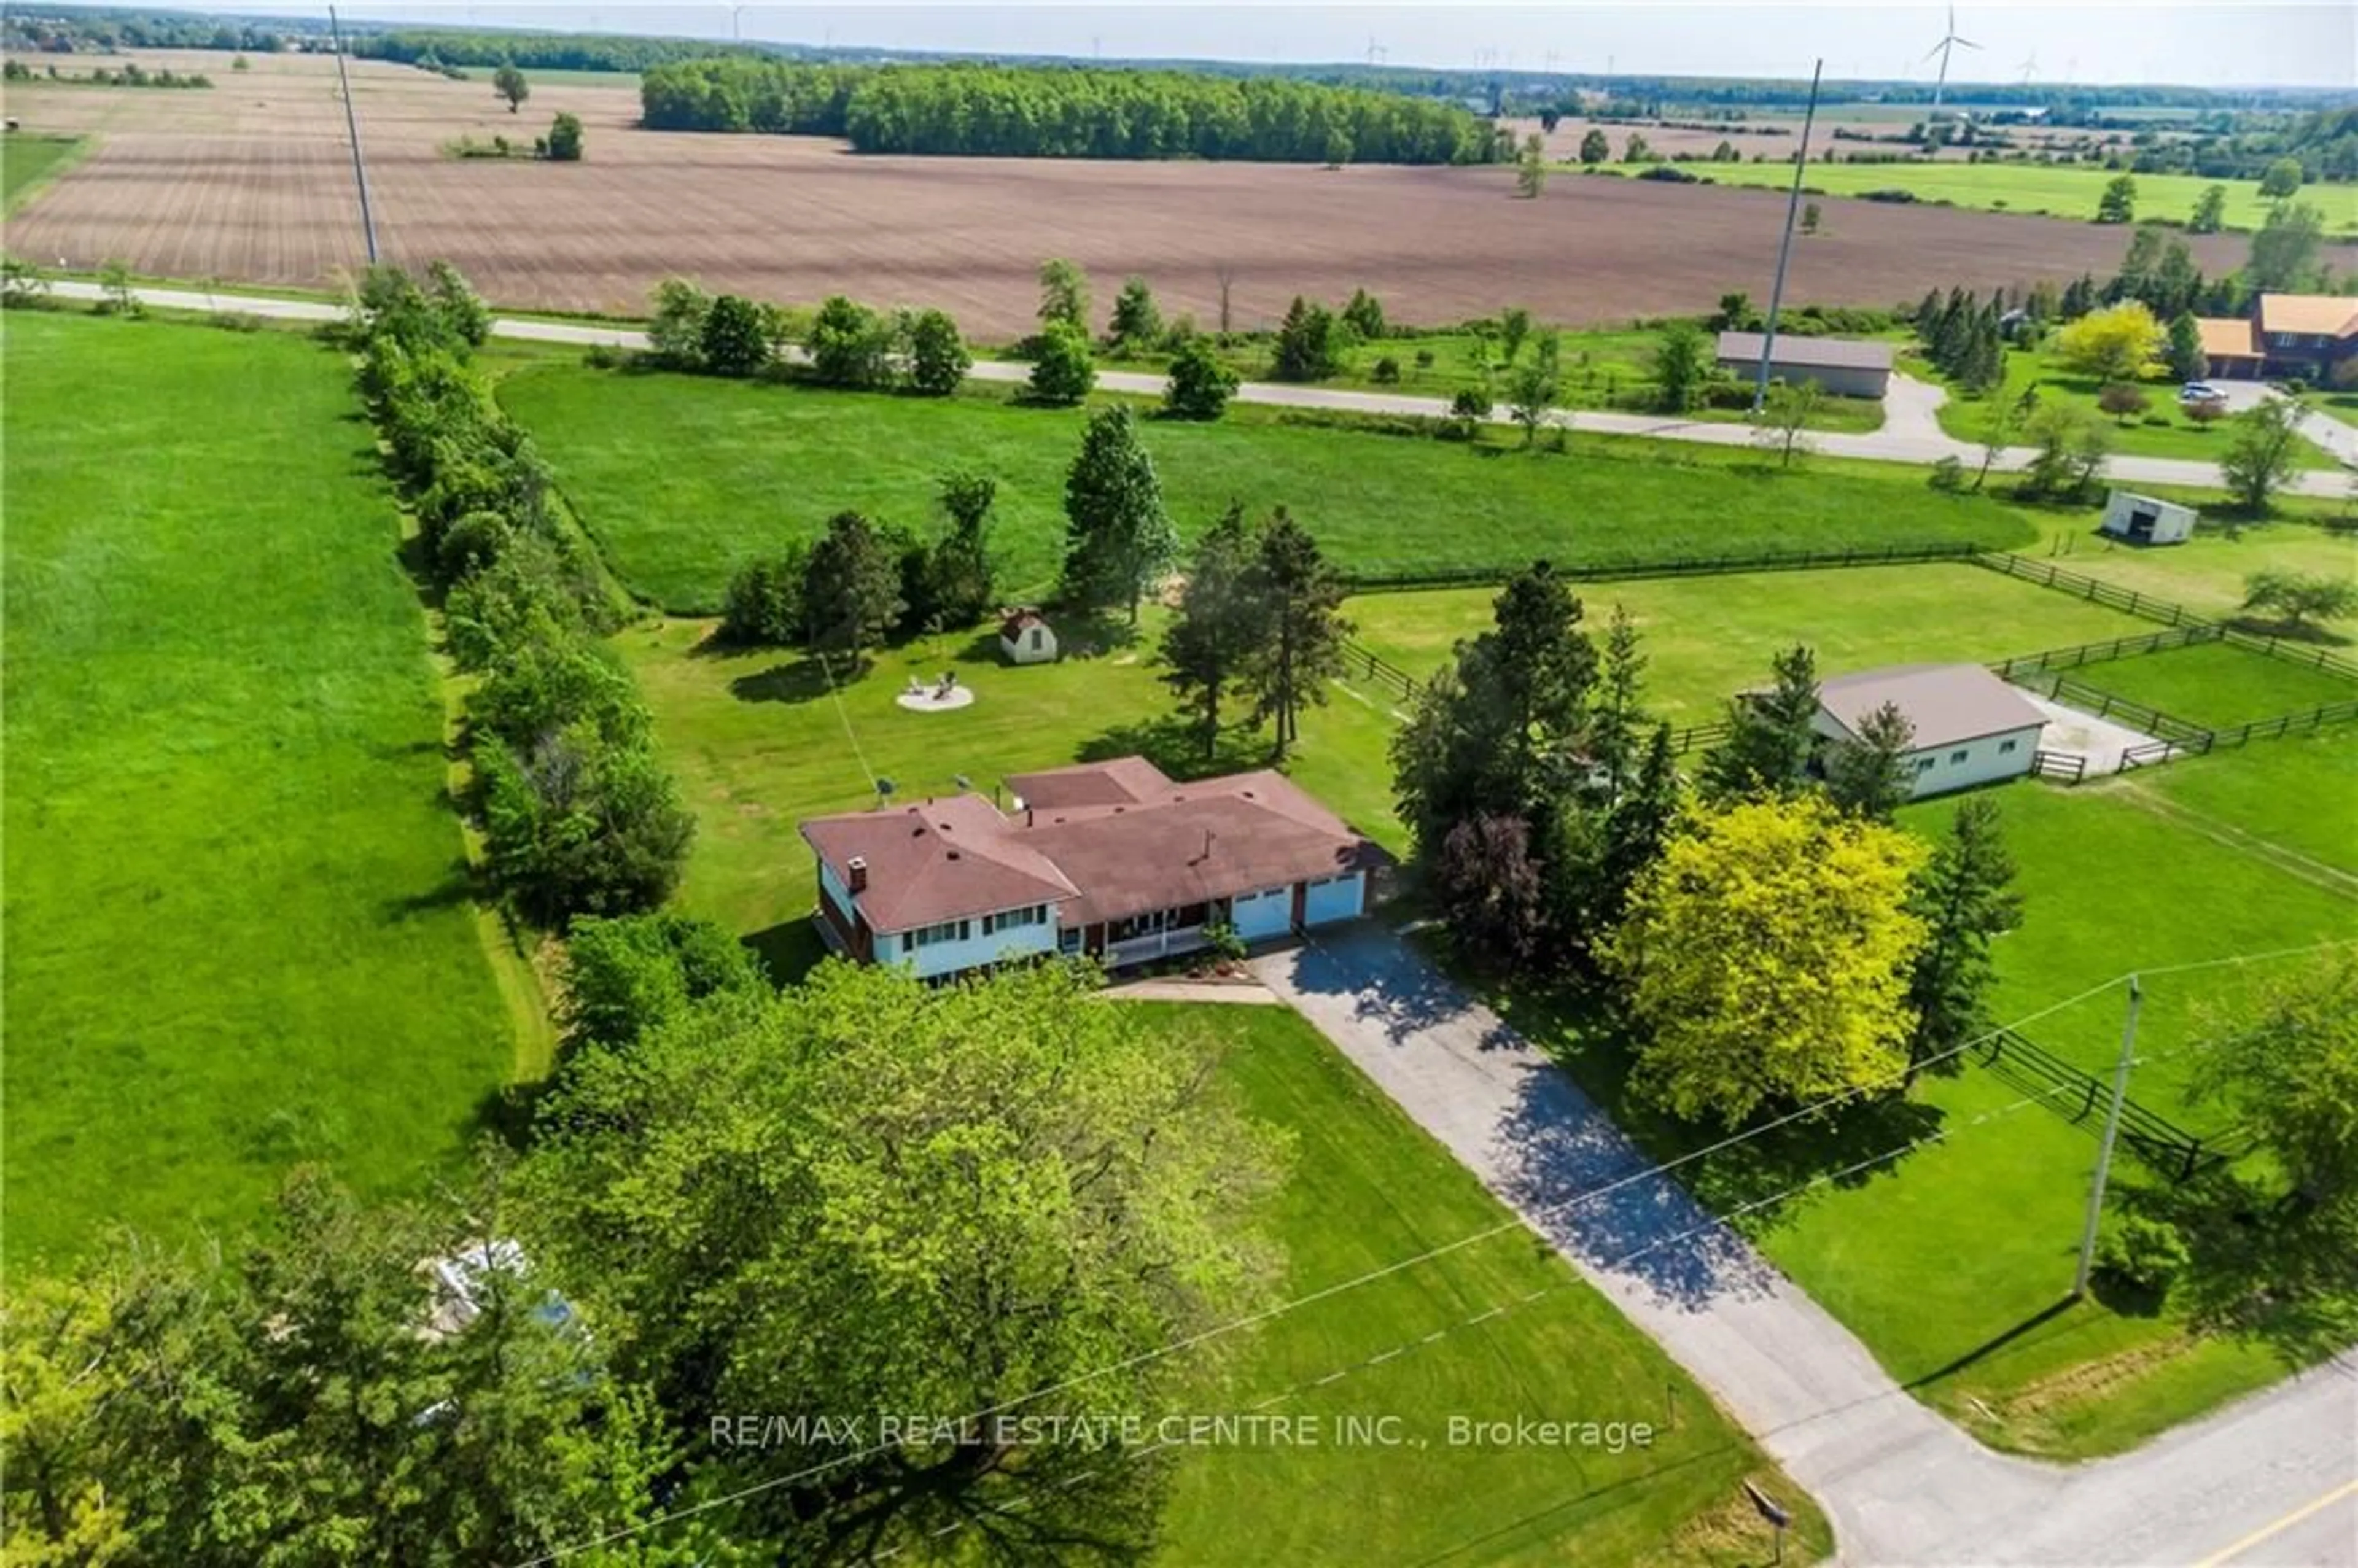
[2100,489,2197,546]
[1811,664,2048,798]
[1715,331,1894,400]
[998,608,1057,665]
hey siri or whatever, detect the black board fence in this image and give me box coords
[1988,624,2221,681]
[1340,641,1423,702]
[1974,553,2358,684]
[1972,1027,2246,1182]
[1342,540,1984,596]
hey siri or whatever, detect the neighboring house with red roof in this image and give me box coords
[2191,293,2358,383]
[799,757,1379,979]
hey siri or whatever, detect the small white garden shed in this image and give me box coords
[2100,490,2197,547]
[998,609,1057,665]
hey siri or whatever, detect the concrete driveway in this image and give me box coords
[1255,923,2357,1566]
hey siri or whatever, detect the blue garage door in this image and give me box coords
[1231,886,1291,941]
[1303,874,1363,926]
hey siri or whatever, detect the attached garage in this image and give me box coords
[1302,873,1365,927]
[1231,885,1293,941]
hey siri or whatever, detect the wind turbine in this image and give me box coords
[2018,52,2037,88]
[1922,4,1980,108]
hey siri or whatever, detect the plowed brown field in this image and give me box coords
[4,50,2325,340]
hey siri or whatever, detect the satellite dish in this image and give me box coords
[954,774,972,791]
[876,777,897,799]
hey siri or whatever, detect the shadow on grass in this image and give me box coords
[1904,1297,2082,1389]
[1075,712,1271,782]
[2222,614,2353,648]
[728,658,841,705]
[745,918,831,987]
[2115,1176,2358,1368]
[1433,944,1945,1241]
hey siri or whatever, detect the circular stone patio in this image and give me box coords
[896,686,978,713]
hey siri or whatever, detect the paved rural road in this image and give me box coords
[1255,924,2358,1568]
[50,281,2354,499]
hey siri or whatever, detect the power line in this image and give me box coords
[512,938,2346,1564]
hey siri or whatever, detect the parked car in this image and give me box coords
[2178,382,2227,405]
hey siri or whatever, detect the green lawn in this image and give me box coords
[1466,771,2355,1458]
[1143,1003,1826,1566]
[2058,640,2358,726]
[2107,728,2358,886]
[1925,346,2335,468]
[499,362,2038,615]
[2,312,521,1267]
[1,132,87,212]
[2024,514,2358,632]
[1350,561,2154,723]
[1604,159,2357,236]
[620,611,1406,957]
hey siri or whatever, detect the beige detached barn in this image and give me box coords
[1715,332,1894,400]
[1812,664,2049,799]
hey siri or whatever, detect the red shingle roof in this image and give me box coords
[801,759,1378,933]
[800,796,1079,934]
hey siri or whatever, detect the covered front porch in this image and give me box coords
[1065,900,1228,971]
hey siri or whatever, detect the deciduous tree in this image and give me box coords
[2240,567,2356,633]
[1579,128,1609,164]
[1605,794,1929,1127]
[545,109,584,160]
[1037,256,1090,332]
[1027,319,1096,405]
[563,910,766,1052]
[1652,319,1711,413]
[646,277,711,367]
[1506,332,1562,445]
[1516,131,1548,197]
[493,60,528,112]
[519,961,1287,1563]
[2247,201,2325,293]
[1107,276,1162,355]
[2188,183,2227,234]
[2095,173,2136,224]
[1753,376,1823,468]
[1436,814,1547,969]
[2220,399,2309,515]
[903,306,971,395]
[699,292,770,377]
[2257,156,2304,198]
[2055,301,2164,384]
[925,472,998,627]
[2166,311,2208,383]
[807,294,895,388]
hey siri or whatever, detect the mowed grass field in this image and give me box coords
[1349,562,2154,723]
[500,362,2039,613]
[2,312,518,1265]
[1,132,87,211]
[1621,160,2357,236]
[1144,1003,1825,1566]
[2025,516,2358,634]
[2060,640,2358,726]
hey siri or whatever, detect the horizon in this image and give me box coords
[66,2,2358,91]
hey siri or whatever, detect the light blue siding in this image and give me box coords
[1303,873,1364,926]
[1232,885,1292,941]
[879,907,1061,980]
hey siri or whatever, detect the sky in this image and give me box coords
[218,2,2356,88]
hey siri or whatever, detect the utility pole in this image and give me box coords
[2072,977,2143,1298]
[327,6,378,266]
[1750,57,1822,414]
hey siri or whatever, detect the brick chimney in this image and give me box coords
[847,855,868,893]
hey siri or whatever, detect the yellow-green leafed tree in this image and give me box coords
[1606,794,1929,1127]
[2055,300,2166,385]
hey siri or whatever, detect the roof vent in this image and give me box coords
[1241,789,1256,799]
[938,821,954,832]
[946,850,961,861]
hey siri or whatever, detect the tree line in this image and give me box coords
[349,263,695,928]
[640,59,1503,164]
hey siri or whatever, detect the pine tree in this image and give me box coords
[1700,644,1819,803]
[1060,406,1176,625]
[1598,721,1679,930]
[1904,796,2022,1077]
[1159,505,1258,759]
[1823,701,1916,820]
[1586,605,1649,805]
[1239,509,1351,759]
